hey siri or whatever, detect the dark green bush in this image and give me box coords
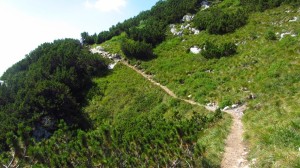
[121,38,154,60]
[194,8,248,34]
[265,30,277,40]
[202,41,237,59]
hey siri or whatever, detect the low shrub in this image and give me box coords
[121,38,154,60]
[202,41,237,59]
[194,8,248,34]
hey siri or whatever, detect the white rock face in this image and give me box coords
[90,47,122,70]
[190,46,201,54]
[0,80,3,85]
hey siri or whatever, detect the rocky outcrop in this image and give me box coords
[90,46,122,69]
[169,14,200,36]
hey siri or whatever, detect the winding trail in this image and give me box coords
[221,106,249,168]
[121,61,208,108]
[120,61,249,168]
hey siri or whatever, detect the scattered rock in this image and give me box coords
[205,69,213,73]
[232,104,239,109]
[207,102,217,107]
[241,87,249,91]
[189,27,200,34]
[188,95,192,98]
[280,32,297,40]
[190,46,201,54]
[248,93,256,100]
[223,106,230,110]
[170,19,200,36]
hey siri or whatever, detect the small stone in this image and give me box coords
[232,104,238,108]
[223,106,230,110]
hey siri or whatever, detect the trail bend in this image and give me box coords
[120,61,250,168]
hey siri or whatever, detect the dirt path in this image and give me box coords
[121,61,208,108]
[222,105,249,168]
[121,60,249,168]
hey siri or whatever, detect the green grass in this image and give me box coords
[142,5,300,167]
[83,63,232,166]
[97,3,300,167]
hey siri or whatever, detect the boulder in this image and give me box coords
[171,27,177,35]
[289,17,298,22]
[223,106,230,110]
[232,104,239,108]
[190,46,201,54]
[182,15,194,22]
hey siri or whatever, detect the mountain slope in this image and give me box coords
[1,0,300,167]
[95,1,300,167]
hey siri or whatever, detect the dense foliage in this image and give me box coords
[121,38,154,60]
[194,8,248,34]
[0,39,107,152]
[201,41,237,59]
[82,0,205,46]
[20,111,222,167]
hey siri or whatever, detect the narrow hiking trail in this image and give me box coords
[221,105,249,168]
[121,61,207,108]
[91,43,249,167]
[120,60,249,168]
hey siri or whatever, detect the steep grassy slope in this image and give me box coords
[142,5,300,167]
[83,64,231,167]
[98,4,300,167]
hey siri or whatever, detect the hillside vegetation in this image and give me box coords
[0,0,300,167]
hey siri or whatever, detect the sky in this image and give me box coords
[0,0,158,76]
